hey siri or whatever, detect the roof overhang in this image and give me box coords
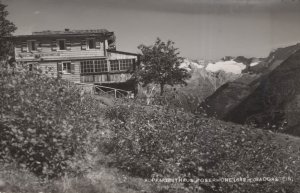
[7,32,115,41]
[107,50,140,57]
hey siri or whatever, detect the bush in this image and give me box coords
[147,88,204,115]
[0,68,104,178]
[104,105,132,123]
[104,104,300,193]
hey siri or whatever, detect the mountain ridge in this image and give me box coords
[201,43,300,136]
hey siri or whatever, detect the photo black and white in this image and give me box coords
[0,0,299,192]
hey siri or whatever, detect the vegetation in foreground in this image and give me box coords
[0,67,158,193]
[0,70,299,193]
[0,67,104,178]
[1,1,299,192]
[105,103,300,193]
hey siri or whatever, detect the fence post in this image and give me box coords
[114,89,117,98]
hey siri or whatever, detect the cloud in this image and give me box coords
[34,10,40,14]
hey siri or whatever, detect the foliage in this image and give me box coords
[104,103,300,193]
[104,105,133,123]
[0,2,17,60]
[150,88,204,115]
[137,38,191,95]
[0,161,155,193]
[0,67,104,178]
[135,86,206,115]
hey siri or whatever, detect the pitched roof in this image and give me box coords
[32,29,111,35]
[11,29,114,39]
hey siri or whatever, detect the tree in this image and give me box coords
[0,1,17,60]
[137,38,190,95]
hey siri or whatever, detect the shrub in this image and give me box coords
[104,105,132,123]
[104,104,300,193]
[0,68,104,178]
[146,89,199,114]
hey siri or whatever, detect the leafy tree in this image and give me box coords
[0,1,17,60]
[137,38,190,95]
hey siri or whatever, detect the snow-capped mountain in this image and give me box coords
[177,58,242,101]
[250,62,259,67]
[181,56,262,75]
[206,60,246,74]
[176,56,263,101]
[179,59,204,71]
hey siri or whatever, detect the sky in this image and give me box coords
[2,0,300,60]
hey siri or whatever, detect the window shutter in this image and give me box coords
[21,42,28,52]
[33,63,39,71]
[104,40,108,50]
[95,41,101,49]
[66,40,71,50]
[132,59,136,71]
[71,63,75,74]
[81,40,87,50]
[57,62,62,74]
[28,63,33,71]
[52,40,58,51]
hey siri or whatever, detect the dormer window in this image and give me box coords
[87,38,96,49]
[27,40,37,52]
[58,39,66,50]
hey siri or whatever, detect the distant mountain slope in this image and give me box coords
[176,58,241,100]
[201,43,300,136]
[139,57,259,112]
[245,44,300,74]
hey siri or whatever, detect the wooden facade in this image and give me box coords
[12,29,139,91]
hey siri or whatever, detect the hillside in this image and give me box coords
[157,56,262,106]
[104,103,300,193]
[137,57,262,113]
[177,58,241,100]
[0,66,299,193]
[202,43,300,136]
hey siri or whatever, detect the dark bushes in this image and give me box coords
[0,69,103,178]
[105,105,132,123]
[104,104,300,193]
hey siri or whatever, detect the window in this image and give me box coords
[58,39,66,50]
[62,62,71,74]
[119,59,134,71]
[80,60,108,74]
[28,63,33,71]
[80,60,94,73]
[94,60,108,72]
[110,60,119,71]
[27,40,37,52]
[28,63,38,71]
[87,38,96,49]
